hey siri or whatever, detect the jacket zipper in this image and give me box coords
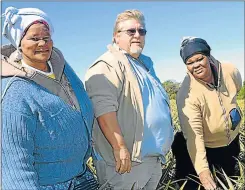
[37,73,77,110]
[215,63,231,145]
[216,89,231,144]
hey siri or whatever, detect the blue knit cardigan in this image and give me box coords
[2,64,94,189]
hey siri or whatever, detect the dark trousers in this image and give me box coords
[172,132,240,190]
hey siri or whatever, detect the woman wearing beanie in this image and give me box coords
[1,7,98,189]
[172,37,242,190]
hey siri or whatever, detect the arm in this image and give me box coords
[97,112,131,173]
[85,61,131,174]
[2,79,39,189]
[97,112,126,150]
[177,93,208,174]
[177,94,216,189]
[2,111,39,190]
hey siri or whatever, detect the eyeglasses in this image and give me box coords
[27,36,52,44]
[118,28,147,36]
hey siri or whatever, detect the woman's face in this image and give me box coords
[20,23,53,65]
[186,53,212,82]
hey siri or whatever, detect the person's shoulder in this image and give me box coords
[219,62,240,77]
[86,48,123,76]
[178,75,191,91]
[219,62,242,87]
[87,50,114,72]
[50,47,65,64]
[220,62,236,70]
[52,47,64,59]
[2,77,41,97]
[2,76,33,87]
[1,44,16,58]
[177,74,199,102]
[1,77,39,115]
[93,50,116,66]
[3,76,49,98]
[140,54,153,64]
[140,54,152,60]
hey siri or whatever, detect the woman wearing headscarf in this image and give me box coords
[172,37,242,190]
[1,6,98,190]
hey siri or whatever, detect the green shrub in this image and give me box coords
[237,81,245,100]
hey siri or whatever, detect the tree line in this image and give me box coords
[162,80,245,100]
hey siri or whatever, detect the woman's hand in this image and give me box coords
[199,169,217,190]
[113,147,132,174]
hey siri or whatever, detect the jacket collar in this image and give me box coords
[110,43,153,71]
[187,55,222,89]
[1,44,65,81]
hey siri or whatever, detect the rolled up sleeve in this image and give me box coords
[85,61,122,118]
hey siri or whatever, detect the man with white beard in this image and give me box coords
[85,9,174,190]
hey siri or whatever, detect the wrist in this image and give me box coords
[112,143,127,150]
[198,167,210,176]
[199,169,211,176]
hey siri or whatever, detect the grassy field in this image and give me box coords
[157,99,245,190]
[87,99,245,189]
[170,99,244,149]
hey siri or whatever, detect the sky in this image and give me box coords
[1,1,244,82]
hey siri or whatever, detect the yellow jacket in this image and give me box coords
[177,56,242,174]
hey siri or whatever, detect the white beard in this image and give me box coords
[130,46,143,56]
